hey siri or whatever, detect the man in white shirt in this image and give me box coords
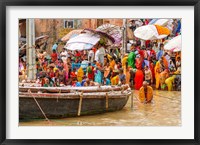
[88,49,94,62]
[152,42,159,54]
[81,59,90,69]
[127,41,132,52]
[94,48,100,62]
[60,48,68,62]
[98,44,106,64]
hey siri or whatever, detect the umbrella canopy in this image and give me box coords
[65,33,100,51]
[19,35,49,51]
[65,43,93,51]
[149,19,169,26]
[164,35,181,51]
[96,24,122,44]
[149,19,174,32]
[134,25,170,40]
[67,33,100,45]
[36,35,49,41]
[61,29,83,42]
[83,28,115,43]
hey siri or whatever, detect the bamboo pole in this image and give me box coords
[131,90,134,109]
[77,92,83,116]
[106,93,109,110]
[26,19,36,80]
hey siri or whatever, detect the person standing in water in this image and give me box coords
[138,81,153,104]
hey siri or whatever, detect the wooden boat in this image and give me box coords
[19,85,131,119]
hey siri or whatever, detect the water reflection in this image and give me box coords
[19,90,181,126]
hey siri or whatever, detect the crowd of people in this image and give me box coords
[19,19,181,92]
[19,38,181,92]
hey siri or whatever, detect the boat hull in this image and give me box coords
[19,91,131,119]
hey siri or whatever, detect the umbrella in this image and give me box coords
[149,19,174,32]
[35,35,49,41]
[83,28,115,43]
[67,33,100,45]
[134,24,170,40]
[96,24,122,44]
[164,35,181,51]
[149,19,169,26]
[61,29,83,42]
[65,43,93,51]
[19,35,49,50]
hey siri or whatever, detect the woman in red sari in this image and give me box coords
[86,63,95,80]
[134,69,144,90]
[149,58,155,84]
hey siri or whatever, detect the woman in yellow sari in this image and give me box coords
[77,67,84,82]
[122,54,128,69]
[124,62,131,85]
[111,70,119,85]
[165,75,176,91]
[154,60,161,89]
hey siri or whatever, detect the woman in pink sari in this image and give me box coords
[63,60,69,82]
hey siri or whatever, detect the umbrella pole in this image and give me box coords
[122,19,127,58]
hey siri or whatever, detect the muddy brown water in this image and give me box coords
[19,90,181,126]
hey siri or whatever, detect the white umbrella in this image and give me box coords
[164,35,181,51]
[149,19,170,26]
[65,43,93,51]
[61,29,83,42]
[67,33,100,45]
[134,25,170,40]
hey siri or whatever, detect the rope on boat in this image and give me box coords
[106,93,109,110]
[28,89,50,123]
[78,92,83,116]
[121,86,124,94]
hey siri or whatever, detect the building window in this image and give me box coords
[64,20,74,28]
[97,19,103,27]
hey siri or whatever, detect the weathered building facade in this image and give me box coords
[19,18,126,52]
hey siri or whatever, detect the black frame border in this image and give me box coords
[0,0,200,145]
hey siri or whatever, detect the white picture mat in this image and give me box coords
[6,6,194,139]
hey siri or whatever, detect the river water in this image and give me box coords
[19,90,181,126]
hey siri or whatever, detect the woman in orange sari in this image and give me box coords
[110,58,116,71]
[104,63,111,78]
[159,69,169,90]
